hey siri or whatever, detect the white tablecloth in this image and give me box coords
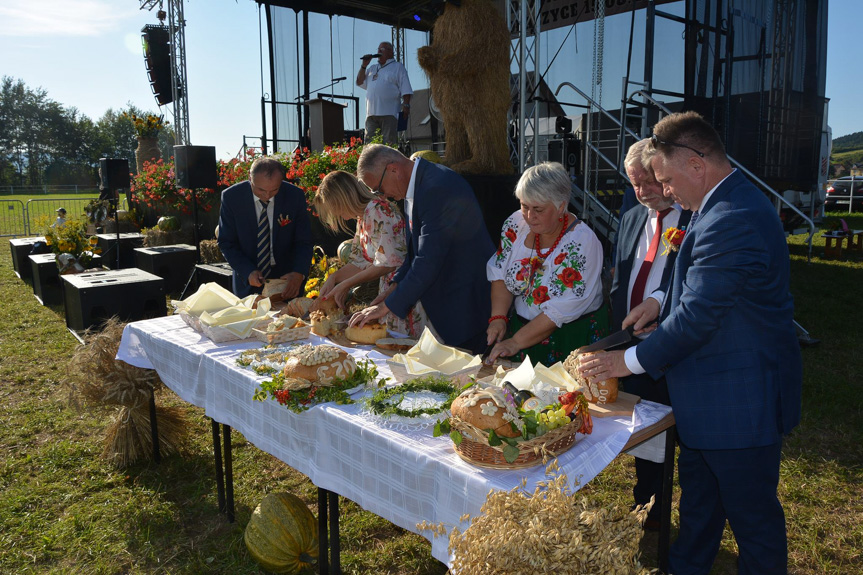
[117,315,672,566]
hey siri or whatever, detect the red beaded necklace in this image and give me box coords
[534,213,569,260]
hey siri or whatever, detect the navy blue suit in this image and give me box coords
[386,159,495,350]
[610,204,690,521]
[218,180,313,298]
[635,170,802,574]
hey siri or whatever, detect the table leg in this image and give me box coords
[658,426,676,573]
[318,488,329,575]
[211,418,226,514]
[223,424,235,523]
[328,490,341,574]
[149,387,161,463]
[824,236,843,258]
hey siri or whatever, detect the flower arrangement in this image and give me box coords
[130,158,217,214]
[661,226,686,255]
[41,216,101,270]
[304,246,341,298]
[122,112,168,138]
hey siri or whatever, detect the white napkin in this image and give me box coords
[174,282,274,338]
[172,282,243,316]
[488,357,578,407]
[391,327,482,375]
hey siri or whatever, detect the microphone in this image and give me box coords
[360,53,381,60]
[333,77,347,82]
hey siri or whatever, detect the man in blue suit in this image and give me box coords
[579,112,801,574]
[611,138,691,531]
[218,157,313,298]
[349,144,494,352]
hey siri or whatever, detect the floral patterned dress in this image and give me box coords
[350,198,427,338]
[486,210,609,365]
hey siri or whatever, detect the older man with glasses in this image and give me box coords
[578,111,801,575]
[349,144,495,352]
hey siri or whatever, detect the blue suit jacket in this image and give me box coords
[611,205,692,331]
[386,159,495,347]
[217,180,313,297]
[635,170,802,449]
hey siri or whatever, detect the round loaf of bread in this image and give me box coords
[450,387,521,438]
[345,321,387,345]
[262,279,288,299]
[282,344,357,384]
[563,350,619,404]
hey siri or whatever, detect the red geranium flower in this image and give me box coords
[533,286,550,304]
[554,252,566,265]
[559,267,582,288]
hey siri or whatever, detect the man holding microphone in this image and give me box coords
[356,41,412,145]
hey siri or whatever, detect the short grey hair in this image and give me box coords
[625,138,653,172]
[379,41,394,52]
[356,144,406,182]
[250,157,286,180]
[515,162,571,208]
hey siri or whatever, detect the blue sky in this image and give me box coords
[0,0,859,161]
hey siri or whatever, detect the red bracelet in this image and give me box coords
[488,315,509,324]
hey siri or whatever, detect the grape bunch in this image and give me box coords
[538,406,570,430]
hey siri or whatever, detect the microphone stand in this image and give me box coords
[179,186,202,300]
[293,78,347,102]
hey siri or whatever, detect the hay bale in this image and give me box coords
[199,239,225,263]
[67,317,188,467]
[417,0,513,175]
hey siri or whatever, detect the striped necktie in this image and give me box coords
[257,200,271,279]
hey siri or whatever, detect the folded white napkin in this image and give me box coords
[488,357,578,407]
[391,327,482,375]
[174,282,274,338]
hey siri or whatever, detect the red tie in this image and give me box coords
[630,208,672,310]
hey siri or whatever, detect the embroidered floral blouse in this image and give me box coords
[349,198,426,337]
[486,210,604,327]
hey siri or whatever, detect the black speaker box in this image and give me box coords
[62,268,166,332]
[174,145,217,189]
[195,262,234,292]
[141,25,173,106]
[134,244,198,296]
[548,136,581,174]
[96,232,144,269]
[9,236,45,281]
[100,158,131,190]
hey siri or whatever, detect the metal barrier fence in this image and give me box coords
[0,197,129,238]
[0,185,100,196]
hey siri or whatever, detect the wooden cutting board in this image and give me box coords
[588,391,641,418]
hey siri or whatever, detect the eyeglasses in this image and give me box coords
[367,163,392,195]
[650,134,705,158]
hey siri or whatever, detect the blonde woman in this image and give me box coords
[313,170,426,337]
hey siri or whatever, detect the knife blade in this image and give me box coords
[480,342,495,364]
[574,321,659,355]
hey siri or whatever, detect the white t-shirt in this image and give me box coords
[360,60,413,118]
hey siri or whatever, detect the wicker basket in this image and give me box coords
[252,323,311,344]
[450,413,582,469]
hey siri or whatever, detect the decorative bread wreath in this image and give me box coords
[366,376,463,419]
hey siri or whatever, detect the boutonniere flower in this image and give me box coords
[661,226,686,255]
[277,214,292,227]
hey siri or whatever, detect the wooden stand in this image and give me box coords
[305,98,346,152]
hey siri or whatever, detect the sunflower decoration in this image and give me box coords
[41,215,101,271]
[305,246,342,297]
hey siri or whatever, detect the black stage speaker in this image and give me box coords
[548,136,581,174]
[141,25,173,106]
[99,158,131,190]
[174,145,217,189]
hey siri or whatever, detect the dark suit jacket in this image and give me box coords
[610,205,692,330]
[217,180,313,297]
[635,170,802,450]
[387,159,495,346]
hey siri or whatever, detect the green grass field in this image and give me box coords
[0,214,860,574]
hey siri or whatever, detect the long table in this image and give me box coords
[117,315,674,570]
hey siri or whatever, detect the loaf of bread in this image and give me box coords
[562,350,619,404]
[345,321,387,345]
[450,387,521,438]
[282,344,357,385]
[375,338,417,352]
[310,310,333,336]
[262,279,288,301]
[285,296,314,317]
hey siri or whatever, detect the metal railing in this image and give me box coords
[0,197,129,238]
[825,177,862,214]
[0,185,100,196]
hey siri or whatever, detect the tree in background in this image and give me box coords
[0,76,175,188]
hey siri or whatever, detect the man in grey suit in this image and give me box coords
[611,138,690,530]
[579,112,801,574]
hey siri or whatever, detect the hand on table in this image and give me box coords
[486,338,521,364]
[575,349,632,382]
[349,302,390,328]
